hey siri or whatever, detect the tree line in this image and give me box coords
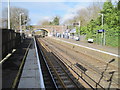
[65,1,119,47]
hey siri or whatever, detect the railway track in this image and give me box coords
[39,37,119,89]
[36,37,85,89]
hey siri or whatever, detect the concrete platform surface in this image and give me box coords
[18,49,41,88]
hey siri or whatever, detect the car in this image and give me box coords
[28,34,32,37]
[74,36,80,41]
[88,38,93,43]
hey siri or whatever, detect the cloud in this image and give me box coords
[61,4,86,24]
[3,2,71,25]
[29,2,71,25]
[29,13,53,25]
[29,13,41,25]
[29,2,89,24]
[39,16,53,22]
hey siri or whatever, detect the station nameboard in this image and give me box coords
[97,29,105,33]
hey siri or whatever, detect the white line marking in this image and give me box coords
[34,37,45,88]
[0,49,16,64]
[53,38,119,58]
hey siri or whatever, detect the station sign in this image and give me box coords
[73,23,79,26]
[97,29,105,33]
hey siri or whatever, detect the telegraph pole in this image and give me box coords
[79,21,81,36]
[19,13,24,43]
[19,13,24,34]
[101,14,106,45]
[101,14,105,45]
[8,0,10,29]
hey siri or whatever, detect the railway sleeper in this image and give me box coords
[59,74,68,77]
[65,80,76,84]
[52,73,74,84]
[57,85,63,88]
[63,80,73,84]
[61,78,74,84]
[53,80,63,87]
[56,70,70,74]
[55,79,76,88]
[65,84,76,88]
[60,76,69,80]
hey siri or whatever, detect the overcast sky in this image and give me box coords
[1,0,118,25]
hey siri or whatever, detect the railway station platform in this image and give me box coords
[18,38,45,88]
[53,37,118,55]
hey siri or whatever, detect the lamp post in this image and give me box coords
[79,21,81,37]
[19,13,24,34]
[8,0,10,29]
[19,13,24,43]
[98,13,105,45]
[100,14,103,27]
[102,14,106,45]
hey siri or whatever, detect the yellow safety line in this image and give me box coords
[12,40,32,88]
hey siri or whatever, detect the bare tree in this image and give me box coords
[2,6,30,30]
[76,2,102,26]
[87,2,102,20]
[64,1,102,27]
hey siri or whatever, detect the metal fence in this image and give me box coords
[2,29,21,59]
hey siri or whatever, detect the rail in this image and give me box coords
[41,38,105,89]
[38,38,84,88]
[36,37,59,89]
[51,45,105,89]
